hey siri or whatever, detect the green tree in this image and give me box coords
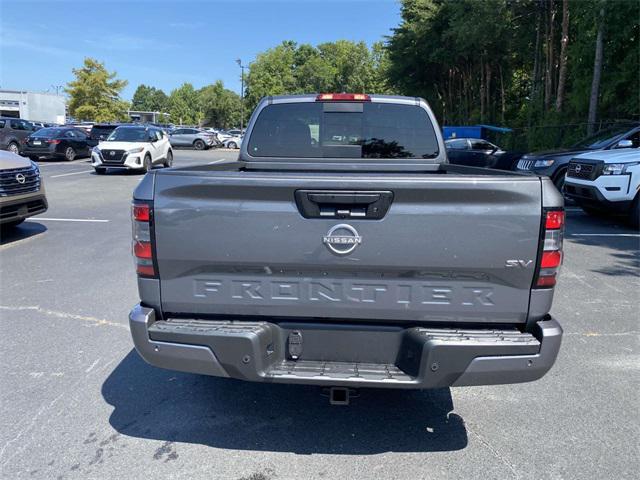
[131,84,169,112]
[245,40,299,110]
[66,58,129,122]
[245,40,395,112]
[385,0,638,150]
[168,83,200,125]
[198,81,242,129]
[368,41,394,94]
[293,43,335,93]
[317,40,371,92]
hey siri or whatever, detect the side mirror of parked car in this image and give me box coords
[615,139,633,149]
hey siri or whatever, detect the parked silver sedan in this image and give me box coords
[168,128,217,150]
[222,135,242,149]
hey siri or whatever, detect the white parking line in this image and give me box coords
[208,158,227,164]
[570,233,640,237]
[50,170,93,178]
[36,218,109,223]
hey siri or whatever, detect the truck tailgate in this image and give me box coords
[153,170,542,324]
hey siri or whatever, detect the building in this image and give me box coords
[0,89,66,124]
[128,110,170,124]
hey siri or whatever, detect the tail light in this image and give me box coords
[534,209,564,288]
[48,139,61,145]
[132,201,156,277]
[316,93,371,101]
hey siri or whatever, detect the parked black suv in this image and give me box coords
[514,123,640,191]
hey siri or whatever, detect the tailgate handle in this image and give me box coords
[295,190,393,220]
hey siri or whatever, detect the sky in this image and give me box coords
[0,0,401,100]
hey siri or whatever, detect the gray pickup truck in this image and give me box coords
[129,93,564,401]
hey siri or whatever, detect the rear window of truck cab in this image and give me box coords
[247,102,439,159]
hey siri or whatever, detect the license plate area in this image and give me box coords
[279,323,404,364]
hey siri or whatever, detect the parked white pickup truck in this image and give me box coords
[564,147,640,227]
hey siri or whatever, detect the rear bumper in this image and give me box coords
[20,145,57,157]
[129,305,562,388]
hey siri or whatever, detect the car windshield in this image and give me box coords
[32,128,64,138]
[247,101,439,159]
[571,125,637,150]
[106,128,149,142]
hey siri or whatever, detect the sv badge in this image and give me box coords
[505,259,534,268]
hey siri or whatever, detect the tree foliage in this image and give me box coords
[65,58,129,122]
[128,81,242,127]
[167,83,201,125]
[198,81,242,129]
[67,2,637,149]
[386,0,639,148]
[131,84,169,112]
[245,40,394,111]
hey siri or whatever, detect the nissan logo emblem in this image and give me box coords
[574,164,582,173]
[15,173,26,184]
[109,151,115,156]
[323,224,362,255]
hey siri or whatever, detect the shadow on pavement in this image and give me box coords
[103,350,468,454]
[0,221,47,246]
[565,211,639,277]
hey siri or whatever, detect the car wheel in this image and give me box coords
[629,195,640,229]
[194,140,205,150]
[164,150,173,167]
[143,154,152,173]
[7,142,19,154]
[64,146,76,161]
[94,167,106,175]
[228,141,237,149]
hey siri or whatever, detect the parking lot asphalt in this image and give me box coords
[1,149,638,480]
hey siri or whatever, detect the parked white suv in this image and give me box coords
[565,145,640,227]
[91,125,172,174]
